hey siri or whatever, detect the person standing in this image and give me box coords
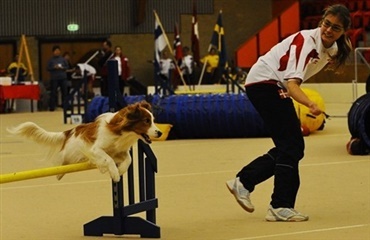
[233,67,247,85]
[63,51,74,82]
[72,63,96,99]
[98,39,113,97]
[63,51,75,94]
[200,47,219,84]
[159,50,175,95]
[181,46,196,90]
[47,45,69,111]
[113,46,131,95]
[226,4,352,222]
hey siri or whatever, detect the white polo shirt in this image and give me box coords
[182,55,194,74]
[75,63,96,77]
[160,58,175,78]
[246,28,338,86]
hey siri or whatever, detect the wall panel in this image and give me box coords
[0,0,213,37]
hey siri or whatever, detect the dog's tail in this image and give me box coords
[7,122,65,146]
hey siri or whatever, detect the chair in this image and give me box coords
[363,10,370,29]
[347,28,365,48]
[356,0,365,10]
[351,10,364,29]
[365,0,370,10]
[302,15,321,29]
[363,50,370,63]
[347,1,358,11]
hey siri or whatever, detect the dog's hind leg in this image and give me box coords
[55,162,68,181]
[56,173,65,181]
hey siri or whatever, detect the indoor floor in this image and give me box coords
[0,103,369,240]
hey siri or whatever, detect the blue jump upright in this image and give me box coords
[83,60,160,238]
[63,72,88,124]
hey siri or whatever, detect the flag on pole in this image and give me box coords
[210,10,228,71]
[191,0,200,65]
[153,10,188,89]
[154,13,168,74]
[174,23,183,67]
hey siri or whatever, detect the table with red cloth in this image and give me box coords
[0,84,40,112]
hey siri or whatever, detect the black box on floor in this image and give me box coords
[126,77,147,95]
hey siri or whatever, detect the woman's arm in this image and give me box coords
[286,79,322,116]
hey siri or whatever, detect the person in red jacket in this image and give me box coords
[113,46,131,95]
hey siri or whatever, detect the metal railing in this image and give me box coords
[353,47,370,101]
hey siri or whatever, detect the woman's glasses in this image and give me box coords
[322,19,344,32]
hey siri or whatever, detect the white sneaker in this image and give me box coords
[226,177,255,213]
[265,205,309,222]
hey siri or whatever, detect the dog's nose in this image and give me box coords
[156,130,162,138]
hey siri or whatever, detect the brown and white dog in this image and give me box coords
[7,101,162,182]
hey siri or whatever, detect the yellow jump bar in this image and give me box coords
[0,162,95,184]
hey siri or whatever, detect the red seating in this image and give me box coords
[348,1,358,11]
[302,15,322,29]
[363,11,370,29]
[363,50,370,62]
[351,10,364,28]
[300,1,370,48]
[365,0,370,10]
[357,0,365,10]
[347,28,366,48]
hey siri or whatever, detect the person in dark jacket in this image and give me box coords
[47,45,68,111]
[98,39,113,97]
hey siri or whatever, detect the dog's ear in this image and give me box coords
[109,105,138,133]
[108,109,127,133]
[139,101,152,111]
[125,103,142,120]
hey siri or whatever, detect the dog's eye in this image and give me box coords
[144,118,151,124]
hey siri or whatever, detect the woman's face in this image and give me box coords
[115,47,122,55]
[320,14,345,48]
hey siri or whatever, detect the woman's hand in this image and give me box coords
[286,80,323,115]
[308,102,322,116]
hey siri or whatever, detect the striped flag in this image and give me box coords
[154,13,167,74]
[174,23,183,67]
[210,10,228,71]
[153,11,187,88]
[191,0,200,65]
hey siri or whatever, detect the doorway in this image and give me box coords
[0,41,17,74]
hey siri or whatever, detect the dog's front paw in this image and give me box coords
[111,172,121,182]
[109,168,121,182]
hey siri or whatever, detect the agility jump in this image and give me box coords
[0,162,95,184]
[0,141,160,238]
[1,60,161,238]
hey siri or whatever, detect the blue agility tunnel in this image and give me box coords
[86,93,268,139]
[85,95,147,123]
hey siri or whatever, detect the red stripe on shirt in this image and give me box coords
[278,33,304,71]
